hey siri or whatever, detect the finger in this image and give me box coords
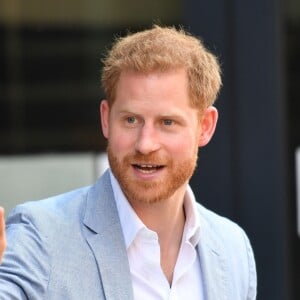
[0,207,6,263]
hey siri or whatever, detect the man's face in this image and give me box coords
[101,69,207,205]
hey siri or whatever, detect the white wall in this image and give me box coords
[0,153,108,215]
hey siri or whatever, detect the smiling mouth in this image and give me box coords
[132,164,164,173]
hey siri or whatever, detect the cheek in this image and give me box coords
[109,129,136,153]
[167,134,199,158]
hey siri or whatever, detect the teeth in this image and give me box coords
[140,164,157,168]
[133,164,163,174]
[133,164,162,169]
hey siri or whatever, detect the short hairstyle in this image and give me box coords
[101,25,222,111]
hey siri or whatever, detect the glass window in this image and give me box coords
[0,0,181,154]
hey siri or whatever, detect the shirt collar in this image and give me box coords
[109,169,201,248]
[183,185,201,246]
[109,170,145,248]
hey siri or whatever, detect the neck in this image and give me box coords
[130,185,187,237]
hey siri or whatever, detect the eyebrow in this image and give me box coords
[116,107,189,123]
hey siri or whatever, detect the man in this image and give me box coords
[0,25,257,299]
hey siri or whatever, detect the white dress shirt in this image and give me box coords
[110,170,205,300]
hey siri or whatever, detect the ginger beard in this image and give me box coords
[107,144,198,204]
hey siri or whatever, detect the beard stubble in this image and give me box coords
[107,145,198,205]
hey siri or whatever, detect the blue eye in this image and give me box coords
[163,119,173,126]
[127,116,136,124]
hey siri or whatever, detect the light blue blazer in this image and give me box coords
[0,170,256,299]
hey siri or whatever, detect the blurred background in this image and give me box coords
[0,0,299,299]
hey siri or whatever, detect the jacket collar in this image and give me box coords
[196,206,229,300]
[83,170,134,300]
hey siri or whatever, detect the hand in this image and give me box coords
[0,207,6,264]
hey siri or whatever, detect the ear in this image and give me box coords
[198,106,218,147]
[100,100,110,139]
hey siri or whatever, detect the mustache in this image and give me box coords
[125,152,168,165]
[106,145,169,165]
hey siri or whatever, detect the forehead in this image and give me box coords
[110,69,200,120]
[114,69,189,103]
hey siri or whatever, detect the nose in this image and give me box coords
[135,123,161,154]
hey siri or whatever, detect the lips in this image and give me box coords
[132,164,164,173]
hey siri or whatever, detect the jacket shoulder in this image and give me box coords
[196,203,247,241]
[196,203,257,299]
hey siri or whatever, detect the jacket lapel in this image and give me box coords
[197,217,228,300]
[83,171,134,300]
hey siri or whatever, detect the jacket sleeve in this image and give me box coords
[0,205,50,299]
